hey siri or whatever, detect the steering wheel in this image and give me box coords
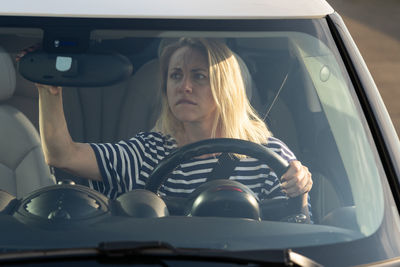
[145,138,303,220]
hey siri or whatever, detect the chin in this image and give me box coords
[173,111,199,122]
[176,116,199,123]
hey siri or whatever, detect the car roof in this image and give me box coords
[1,0,334,19]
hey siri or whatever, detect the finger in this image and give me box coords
[15,43,41,62]
[281,176,299,190]
[285,171,312,197]
[35,83,56,89]
[285,180,308,197]
[35,83,51,90]
[281,160,302,182]
[281,165,307,189]
[15,52,27,62]
[26,43,41,52]
[282,176,307,196]
[35,83,62,95]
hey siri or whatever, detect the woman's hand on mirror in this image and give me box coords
[35,83,62,95]
[15,44,61,94]
[15,43,41,62]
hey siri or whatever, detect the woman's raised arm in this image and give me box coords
[37,84,102,181]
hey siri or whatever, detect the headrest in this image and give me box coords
[235,54,253,100]
[0,46,16,101]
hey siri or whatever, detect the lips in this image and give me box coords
[176,99,196,105]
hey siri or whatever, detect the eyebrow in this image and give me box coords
[191,68,208,72]
[169,67,207,72]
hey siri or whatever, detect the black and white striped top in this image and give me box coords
[88,132,296,200]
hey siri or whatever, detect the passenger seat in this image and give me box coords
[0,46,55,198]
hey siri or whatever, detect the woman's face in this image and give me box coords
[166,46,217,126]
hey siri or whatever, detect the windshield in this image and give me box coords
[0,18,390,259]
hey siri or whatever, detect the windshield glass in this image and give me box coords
[0,18,388,254]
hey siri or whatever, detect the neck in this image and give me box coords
[176,120,220,147]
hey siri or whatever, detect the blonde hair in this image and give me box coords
[154,38,272,144]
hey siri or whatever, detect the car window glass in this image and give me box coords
[0,20,389,251]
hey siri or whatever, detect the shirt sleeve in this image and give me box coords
[87,132,156,199]
[266,136,313,222]
[257,137,295,200]
[266,136,297,162]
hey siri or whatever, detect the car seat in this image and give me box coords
[54,46,161,182]
[0,46,55,198]
[62,38,258,145]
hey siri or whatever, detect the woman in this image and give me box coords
[37,38,312,220]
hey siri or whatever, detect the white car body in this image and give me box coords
[1,0,333,18]
[2,1,400,266]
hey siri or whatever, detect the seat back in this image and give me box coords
[61,62,162,144]
[117,59,162,140]
[116,46,256,139]
[0,46,55,198]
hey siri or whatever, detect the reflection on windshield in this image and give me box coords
[0,21,387,252]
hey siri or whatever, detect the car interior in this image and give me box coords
[0,30,360,230]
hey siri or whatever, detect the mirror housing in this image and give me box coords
[18,50,133,87]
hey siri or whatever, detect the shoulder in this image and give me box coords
[265,136,296,162]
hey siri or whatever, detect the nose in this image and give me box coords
[180,75,193,93]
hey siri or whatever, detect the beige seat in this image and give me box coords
[59,60,161,143]
[117,59,162,140]
[0,46,55,198]
[53,55,162,182]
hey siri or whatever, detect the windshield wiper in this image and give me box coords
[0,241,322,266]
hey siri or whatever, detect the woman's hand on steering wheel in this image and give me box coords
[280,160,312,198]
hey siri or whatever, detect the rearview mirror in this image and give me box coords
[18,51,133,87]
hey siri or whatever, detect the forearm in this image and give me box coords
[38,87,73,167]
[38,86,102,181]
[300,193,311,223]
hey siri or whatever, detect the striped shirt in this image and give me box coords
[88,132,297,200]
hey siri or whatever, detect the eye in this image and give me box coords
[194,73,207,80]
[169,72,182,80]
